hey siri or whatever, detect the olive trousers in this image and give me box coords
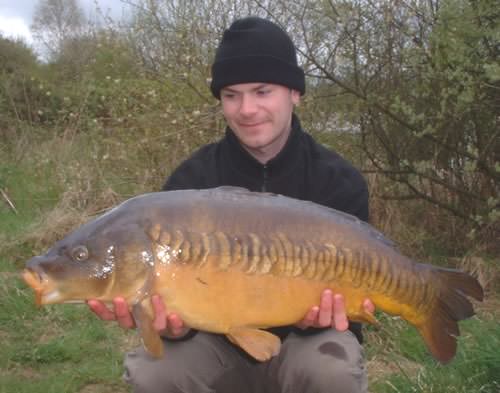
[123,328,368,393]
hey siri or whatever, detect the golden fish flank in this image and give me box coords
[22,186,483,363]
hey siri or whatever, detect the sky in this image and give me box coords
[0,0,128,45]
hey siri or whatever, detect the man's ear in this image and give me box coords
[291,89,301,106]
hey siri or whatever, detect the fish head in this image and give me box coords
[22,213,154,306]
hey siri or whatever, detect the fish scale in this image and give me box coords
[371,253,387,292]
[151,223,439,318]
[152,224,385,293]
[22,186,483,364]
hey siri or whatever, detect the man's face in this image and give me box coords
[220,83,300,162]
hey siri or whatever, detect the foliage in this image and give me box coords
[0,36,41,133]
[3,0,495,249]
[0,35,38,74]
[260,0,499,253]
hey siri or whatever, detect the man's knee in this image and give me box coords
[123,333,248,393]
[278,330,367,393]
[304,355,366,392]
[124,346,191,393]
[283,355,365,393]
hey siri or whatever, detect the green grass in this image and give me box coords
[367,315,500,393]
[0,160,61,271]
[0,158,131,392]
[0,273,132,393]
[0,162,60,231]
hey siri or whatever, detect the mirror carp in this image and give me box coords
[22,187,483,363]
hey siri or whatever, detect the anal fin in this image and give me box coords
[132,302,164,358]
[227,327,281,361]
[348,308,380,325]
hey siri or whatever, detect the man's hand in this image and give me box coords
[87,295,189,338]
[295,289,375,331]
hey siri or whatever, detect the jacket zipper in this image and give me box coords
[261,165,268,192]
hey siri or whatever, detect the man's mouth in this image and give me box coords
[238,121,267,128]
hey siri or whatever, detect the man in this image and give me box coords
[89,16,374,393]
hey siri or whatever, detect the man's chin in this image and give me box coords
[234,131,266,146]
[236,135,267,150]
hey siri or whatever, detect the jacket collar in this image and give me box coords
[223,114,303,178]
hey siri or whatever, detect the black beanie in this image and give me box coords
[210,17,306,99]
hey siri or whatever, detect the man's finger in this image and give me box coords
[296,306,319,329]
[88,299,116,321]
[318,289,333,327]
[167,313,184,336]
[332,294,349,331]
[363,298,375,314]
[113,297,135,329]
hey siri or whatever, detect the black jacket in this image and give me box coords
[162,114,369,343]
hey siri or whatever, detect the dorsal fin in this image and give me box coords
[214,185,249,192]
[212,186,279,198]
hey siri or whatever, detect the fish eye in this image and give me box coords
[72,245,89,262]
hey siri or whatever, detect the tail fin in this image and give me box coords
[417,267,483,363]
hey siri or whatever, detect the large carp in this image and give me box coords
[23,187,483,363]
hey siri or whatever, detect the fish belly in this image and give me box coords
[153,257,344,332]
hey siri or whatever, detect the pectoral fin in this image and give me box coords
[132,302,164,358]
[226,327,281,361]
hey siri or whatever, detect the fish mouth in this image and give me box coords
[22,269,59,306]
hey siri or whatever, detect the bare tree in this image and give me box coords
[120,0,270,100]
[31,0,87,60]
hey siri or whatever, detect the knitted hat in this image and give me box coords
[210,17,305,99]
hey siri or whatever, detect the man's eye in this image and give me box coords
[257,89,270,96]
[72,245,89,262]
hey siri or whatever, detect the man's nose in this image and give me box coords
[239,95,258,116]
